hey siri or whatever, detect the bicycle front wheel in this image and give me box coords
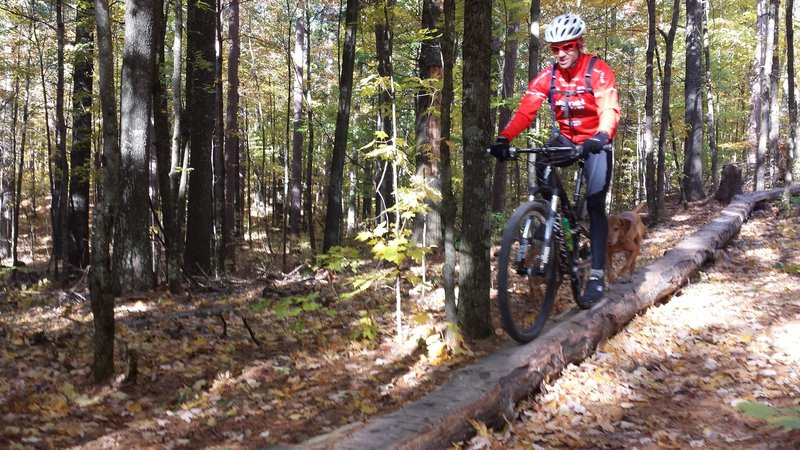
[496,200,559,343]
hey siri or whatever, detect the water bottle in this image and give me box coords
[561,216,573,252]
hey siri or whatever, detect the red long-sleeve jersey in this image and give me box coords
[500,53,620,144]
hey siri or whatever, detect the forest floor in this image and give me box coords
[1,196,799,449]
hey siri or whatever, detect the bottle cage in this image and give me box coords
[548,56,599,135]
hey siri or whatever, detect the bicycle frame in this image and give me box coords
[515,148,587,279]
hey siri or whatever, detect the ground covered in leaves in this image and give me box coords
[1,198,798,449]
[466,202,800,449]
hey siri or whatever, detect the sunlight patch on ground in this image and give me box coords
[771,319,800,362]
[743,246,780,263]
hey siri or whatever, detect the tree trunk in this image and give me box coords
[756,0,778,191]
[13,43,33,265]
[413,0,444,247]
[440,0,457,339]
[703,1,718,192]
[167,0,185,293]
[67,0,94,275]
[458,0,493,339]
[644,0,656,214]
[683,0,705,201]
[656,0,680,219]
[767,0,780,186]
[289,0,305,236]
[213,0,224,271]
[184,0,217,275]
[322,0,359,253]
[304,10,316,252]
[374,0,396,227]
[114,0,156,293]
[91,0,121,382]
[526,0,541,189]
[53,0,68,279]
[224,0,241,268]
[490,18,518,214]
[749,0,767,187]
[787,0,798,190]
[153,0,176,290]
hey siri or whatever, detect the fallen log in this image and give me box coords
[275,186,800,450]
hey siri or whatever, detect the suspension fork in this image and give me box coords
[538,165,560,274]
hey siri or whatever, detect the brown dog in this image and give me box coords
[606,202,646,282]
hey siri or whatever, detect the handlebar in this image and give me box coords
[485,144,612,160]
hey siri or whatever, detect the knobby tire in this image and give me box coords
[496,200,559,343]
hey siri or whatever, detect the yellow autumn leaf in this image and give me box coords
[426,341,446,359]
[47,395,70,416]
[126,402,143,413]
[62,423,83,436]
[359,402,377,414]
[60,383,76,399]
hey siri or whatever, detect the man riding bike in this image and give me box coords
[489,13,621,307]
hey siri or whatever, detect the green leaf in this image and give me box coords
[771,416,800,430]
[736,401,780,418]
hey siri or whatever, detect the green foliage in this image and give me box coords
[350,310,379,341]
[772,263,800,275]
[315,246,361,274]
[251,292,334,334]
[490,212,508,237]
[736,401,800,430]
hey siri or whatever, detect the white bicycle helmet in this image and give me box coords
[544,14,586,43]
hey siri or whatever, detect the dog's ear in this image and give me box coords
[621,218,632,233]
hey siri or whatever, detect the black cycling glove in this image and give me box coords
[582,131,609,158]
[489,136,512,162]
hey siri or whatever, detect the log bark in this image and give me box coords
[273,185,800,450]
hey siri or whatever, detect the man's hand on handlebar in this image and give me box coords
[581,131,609,158]
[489,136,513,162]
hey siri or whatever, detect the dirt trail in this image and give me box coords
[473,209,800,449]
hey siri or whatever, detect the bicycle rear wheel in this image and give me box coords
[496,200,560,343]
[568,219,593,303]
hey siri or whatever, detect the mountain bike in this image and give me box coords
[492,144,609,343]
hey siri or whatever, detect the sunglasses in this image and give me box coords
[550,41,578,54]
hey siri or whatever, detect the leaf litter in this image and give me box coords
[460,202,800,449]
[1,200,799,449]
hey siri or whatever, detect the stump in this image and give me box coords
[715,163,743,204]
